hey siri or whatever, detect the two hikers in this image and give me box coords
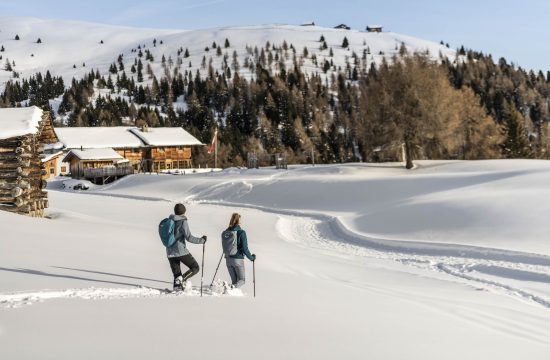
[160,204,255,292]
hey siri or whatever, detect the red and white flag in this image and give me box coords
[207,129,218,154]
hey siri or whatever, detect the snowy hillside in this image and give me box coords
[1,160,549,359]
[0,16,179,89]
[0,16,456,91]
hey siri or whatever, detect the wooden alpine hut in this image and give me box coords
[0,106,58,217]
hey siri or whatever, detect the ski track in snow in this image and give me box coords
[0,284,243,308]
[282,214,550,309]
[195,200,550,309]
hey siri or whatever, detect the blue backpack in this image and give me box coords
[158,218,177,247]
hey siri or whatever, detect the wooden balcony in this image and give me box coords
[82,165,134,180]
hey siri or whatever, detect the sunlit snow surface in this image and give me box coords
[1,160,549,359]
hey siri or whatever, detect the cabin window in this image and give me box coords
[61,166,67,173]
[50,168,55,175]
[158,147,165,152]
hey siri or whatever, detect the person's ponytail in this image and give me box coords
[228,213,241,229]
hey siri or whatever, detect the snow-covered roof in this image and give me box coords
[62,148,124,162]
[129,127,202,146]
[54,127,144,149]
[41,151,64,163]
[44,142,64,151]
[0,106,43,140]
[54,126,202,148]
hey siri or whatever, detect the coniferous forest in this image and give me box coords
[1,42,549,168]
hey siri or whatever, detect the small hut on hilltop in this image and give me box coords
[0,106,58,217]
[366,25,383,33]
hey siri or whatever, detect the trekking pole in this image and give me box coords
[253,259,256,298]
[200,243,205,297]
[210,252,224,287]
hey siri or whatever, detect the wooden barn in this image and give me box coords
[62,148,133,184]
[0,106,58,217]
[52,125,202,182]
[366,25,383,33]
[41,151,65,180]
[53,126,143,172]
[334,24,351,30]
[129,126,202,172]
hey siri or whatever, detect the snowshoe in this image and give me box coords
[182,280,193,294]
[210,279,225,295]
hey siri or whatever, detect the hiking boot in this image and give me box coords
[173,276,183,292]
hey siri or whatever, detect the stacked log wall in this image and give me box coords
[0,112,56,217]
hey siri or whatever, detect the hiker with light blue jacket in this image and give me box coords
[223,213,256,288]
[165,203,206,291]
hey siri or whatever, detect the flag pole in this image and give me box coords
[214,128,218,169]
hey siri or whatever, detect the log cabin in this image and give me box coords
[42,151,65,180]
[334,24,351,30]
[62,148,133,185]
[53,126,143,173]
[366,25,383,33]
[128,126,202,172]
[0,106,58,217]
[52,125,203,182]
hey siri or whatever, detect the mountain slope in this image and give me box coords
[0,16,456,90]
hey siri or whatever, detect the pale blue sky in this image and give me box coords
[2,0,549,71]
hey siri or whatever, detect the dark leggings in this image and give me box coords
[168,254,200,282]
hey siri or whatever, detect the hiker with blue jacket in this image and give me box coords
[164,203,207,291]
[224,213,256,288]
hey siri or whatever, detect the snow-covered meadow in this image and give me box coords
[1,160,550,359]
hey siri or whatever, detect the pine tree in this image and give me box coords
[225,38,230,48]
[15,34,20,40]
[323,60,330,73]
[342,37,349,48]
[500,102,533,158]
[37,38,42,44]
